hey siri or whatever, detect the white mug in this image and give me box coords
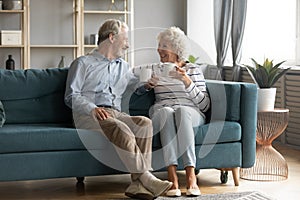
[161,62,176,77]
[139,68,152,82]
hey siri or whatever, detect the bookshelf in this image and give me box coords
[0,0,133,69]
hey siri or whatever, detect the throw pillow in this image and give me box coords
[0,101,5,127]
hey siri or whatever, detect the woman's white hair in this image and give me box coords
[157,26,190,62]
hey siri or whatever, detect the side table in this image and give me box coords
[240,109,289,181]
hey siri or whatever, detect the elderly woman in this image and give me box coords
[143,27,210,197]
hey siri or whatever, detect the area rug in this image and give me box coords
[110,191,275,200]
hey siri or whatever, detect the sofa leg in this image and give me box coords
[231,168,239,186]
[76,177,85,195]
[76,177,85,183]
[218,168,239,186]
[220,170,228,184]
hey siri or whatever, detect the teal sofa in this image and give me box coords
[0,68,257,185]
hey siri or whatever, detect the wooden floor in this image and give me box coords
[0,143,299,200]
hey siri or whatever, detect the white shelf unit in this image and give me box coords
[0,0,134,69]
[0,0,28,69]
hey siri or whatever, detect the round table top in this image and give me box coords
[258,108,289,113]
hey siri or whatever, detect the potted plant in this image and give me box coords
[245,58,290,111]
[188,55,199,64]
[188,55,212,78]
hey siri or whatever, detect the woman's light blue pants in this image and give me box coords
[151,106,205,168]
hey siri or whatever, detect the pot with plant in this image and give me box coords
[245,58,290,111]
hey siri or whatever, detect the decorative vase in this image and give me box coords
[257,88,277,111]
[2,0,22,10]
[5,54,15,70]
[58,56,65,68]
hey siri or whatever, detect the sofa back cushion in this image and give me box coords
[206,80,241,121]
[129,80,241,122]
[0,68,72,124]
[129,89,155,117]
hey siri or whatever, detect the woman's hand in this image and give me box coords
[170,66,192,88]
[144,75,159,90]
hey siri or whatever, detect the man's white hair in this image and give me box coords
[157,26,190,62]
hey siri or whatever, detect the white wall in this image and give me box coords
[186,0,215,64]
[133,0,186,65]
[133,0,215,66]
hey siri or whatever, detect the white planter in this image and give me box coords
[257,88,277,111]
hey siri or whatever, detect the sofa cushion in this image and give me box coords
[194,121,241,144]
[0,124,110,154]
[152,121,241,148]
[0,101,5,127]
[129,89,155,117]
[0,68,72,124]
[206,80,241,121]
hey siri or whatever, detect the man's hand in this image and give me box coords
[93,107,110,121]
[144,76,159,90]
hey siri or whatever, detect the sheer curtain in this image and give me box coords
[231,0,247,81]
[214,0,247,81]
[214,0,232,80]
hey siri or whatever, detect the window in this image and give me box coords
[241,0,296,65]
[186,0,297,66]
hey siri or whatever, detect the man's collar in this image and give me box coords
[92,49,122,64]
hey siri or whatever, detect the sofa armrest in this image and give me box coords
[206,80,257,168]
[240,83,258,168]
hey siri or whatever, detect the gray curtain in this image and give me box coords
[231,0,247,81]
[214,0,232,80]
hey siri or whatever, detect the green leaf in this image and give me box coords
[188,55,199,64]
[273,60,286,69]
[269,68,291,87]
[269,60,285,74]
[245,64,256,78]
[256,66,269,88]
[263,58,273,72]
[250,58,260,69]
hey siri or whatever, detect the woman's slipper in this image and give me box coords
[166,189,181,197]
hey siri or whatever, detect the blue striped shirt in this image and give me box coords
[65,50,138,115]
